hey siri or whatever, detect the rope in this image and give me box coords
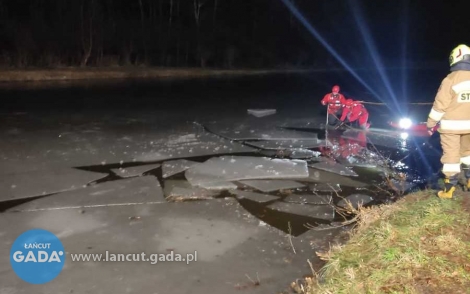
[357,101,433,106]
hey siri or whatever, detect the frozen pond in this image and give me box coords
[0,74,444,293]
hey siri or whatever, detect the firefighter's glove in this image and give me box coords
[426,117,437,129]
[428,127,436,136]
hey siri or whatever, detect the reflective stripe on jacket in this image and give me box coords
[427,70,470,134]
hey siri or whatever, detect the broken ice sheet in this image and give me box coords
[185,156,309,187]
[230,190,280,203]
[257,150,281,157]
[267,202,335,221]
[0,168,107,201]
[289,149,320,159]
[337,194,374,209]
[338,156,377,168]
[135,132,256,162]
[166,133,198,146]
[276,118,325,130]
[245,139,322,150]
[238,179,306,193]
[162,159,199,178]
[164,180,219,201]
[255,148,319,159]
[247,109,276,117]
[307,156,334,163]
[283,194,332,205]
[9,176,165,211]
[309,161,358,177]
[309,183,341,193]
[111,163,161,178]
[197,181,237,190]
[203,122,318,141]
[290,168,368,188]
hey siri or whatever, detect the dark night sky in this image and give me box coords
[365,0,470,61]
[295,0,470,65]
[0,0,469,68]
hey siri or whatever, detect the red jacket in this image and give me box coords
[340,102,368,122]
[321,93,346,114]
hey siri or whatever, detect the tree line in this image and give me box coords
[0,0,321,68]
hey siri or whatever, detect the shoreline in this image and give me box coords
[0,67,314,83]
[294,190,470,294]
[0,64,446,84]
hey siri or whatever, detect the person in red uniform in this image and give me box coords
[340,99,370,129]
[339,98,353,124]
[321,85,346,126]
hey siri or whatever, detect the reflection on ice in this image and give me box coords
[342,129,408,150]
[185,156,309,186]
[239,179,305,193]
[162,159,199,178]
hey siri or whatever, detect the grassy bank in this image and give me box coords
[293,191,470,294]
[0,67,313,83]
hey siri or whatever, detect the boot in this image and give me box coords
[359,122,370,130]
[437,175,458,199]
[463,164,470,190]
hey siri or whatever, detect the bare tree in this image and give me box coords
[80,0,94,66]
[122,40,134,66]
[193,0,206,28]
[138,0,147,64]
[213,0,218,26]
[176,0,181,66]
[169,0,173,28]
[193,0,208,67]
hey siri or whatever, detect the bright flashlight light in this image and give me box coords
[398,118,412,129]
[400,132,409,140]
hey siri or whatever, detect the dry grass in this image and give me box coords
[292,190,470,294]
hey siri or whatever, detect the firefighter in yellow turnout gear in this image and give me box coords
[427,44,470,198]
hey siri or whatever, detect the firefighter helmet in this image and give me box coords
[449,44,470,67]
[344,99,353,107]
